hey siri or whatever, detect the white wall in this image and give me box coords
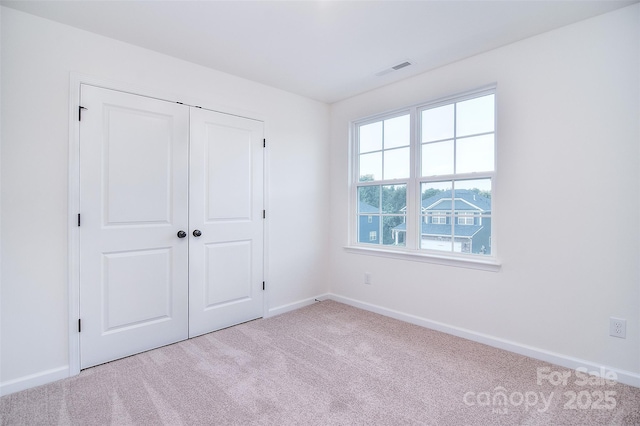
[0,7,330,393]
[329,4,639,381]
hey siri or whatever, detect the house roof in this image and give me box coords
[358,201,379,214]
[393,222,484,238]
[422,189,491,212]
[424,199,483,211]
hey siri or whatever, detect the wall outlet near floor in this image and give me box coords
[364,273,372,285]
[609,317,626,339]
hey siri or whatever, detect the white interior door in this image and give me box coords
[188,108,265,337]
[79,85,190,368]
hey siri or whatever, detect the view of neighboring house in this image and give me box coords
[358,201,380,244]
[393,189,491,255]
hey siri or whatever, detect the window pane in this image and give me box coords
[384,114,410,149]
[358,186,380,211]
[450,180,491,255]
[456,134,494,174]
[383,147,410,180]
[422,140,453,176]
[456,94,494,137]
[359,152,382,181]
[358,214,380,244]
[422,104,454,142]
[382,184,406,213]
[359,121,382,153]
[420,181,453,251]
[383,216,406,246]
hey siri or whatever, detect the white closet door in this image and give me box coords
[79,85,190,368]
[188,108,264,338]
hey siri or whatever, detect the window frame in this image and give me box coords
[348,85,500,272]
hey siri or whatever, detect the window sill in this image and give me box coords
[343,245,502,272]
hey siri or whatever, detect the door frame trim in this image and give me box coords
[68,72,268,376]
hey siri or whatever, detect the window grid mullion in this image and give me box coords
[380,120,385,181]
[352,125,359,245]
[407,106,418,250]
[377,186,383,245]
[450,104,457,251]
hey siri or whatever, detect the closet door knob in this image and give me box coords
[177,230,187,238]
[193,229,202,237]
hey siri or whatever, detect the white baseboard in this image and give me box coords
[327,293,640,389]
[267,293,329,318]
[0,366,69,397]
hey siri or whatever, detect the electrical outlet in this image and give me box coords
[609,317,626,339]
[364,273,371,285]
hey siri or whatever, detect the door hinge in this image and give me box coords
[263,139,266,148]
[78,319,82,333]
[77,213,81,227]
[263,281,265,291]
[78,106,87,121]
[263,210,266,219]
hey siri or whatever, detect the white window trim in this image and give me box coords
[347,84,500,271]
[343,245,501,271]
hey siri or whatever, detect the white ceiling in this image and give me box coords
[2,0,636,103]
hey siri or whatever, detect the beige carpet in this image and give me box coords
[1,300,639,425]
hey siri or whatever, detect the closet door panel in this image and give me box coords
[189,108,264,338]
[79,85,190,368]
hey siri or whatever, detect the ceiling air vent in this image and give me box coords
[375,60,413,77]
[392,61,411,70]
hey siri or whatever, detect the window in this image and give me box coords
[457,212,475,225]
[356,114,410,247]
[352,87,496,261]
[429,212,447,224]
[369,231,377,241]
